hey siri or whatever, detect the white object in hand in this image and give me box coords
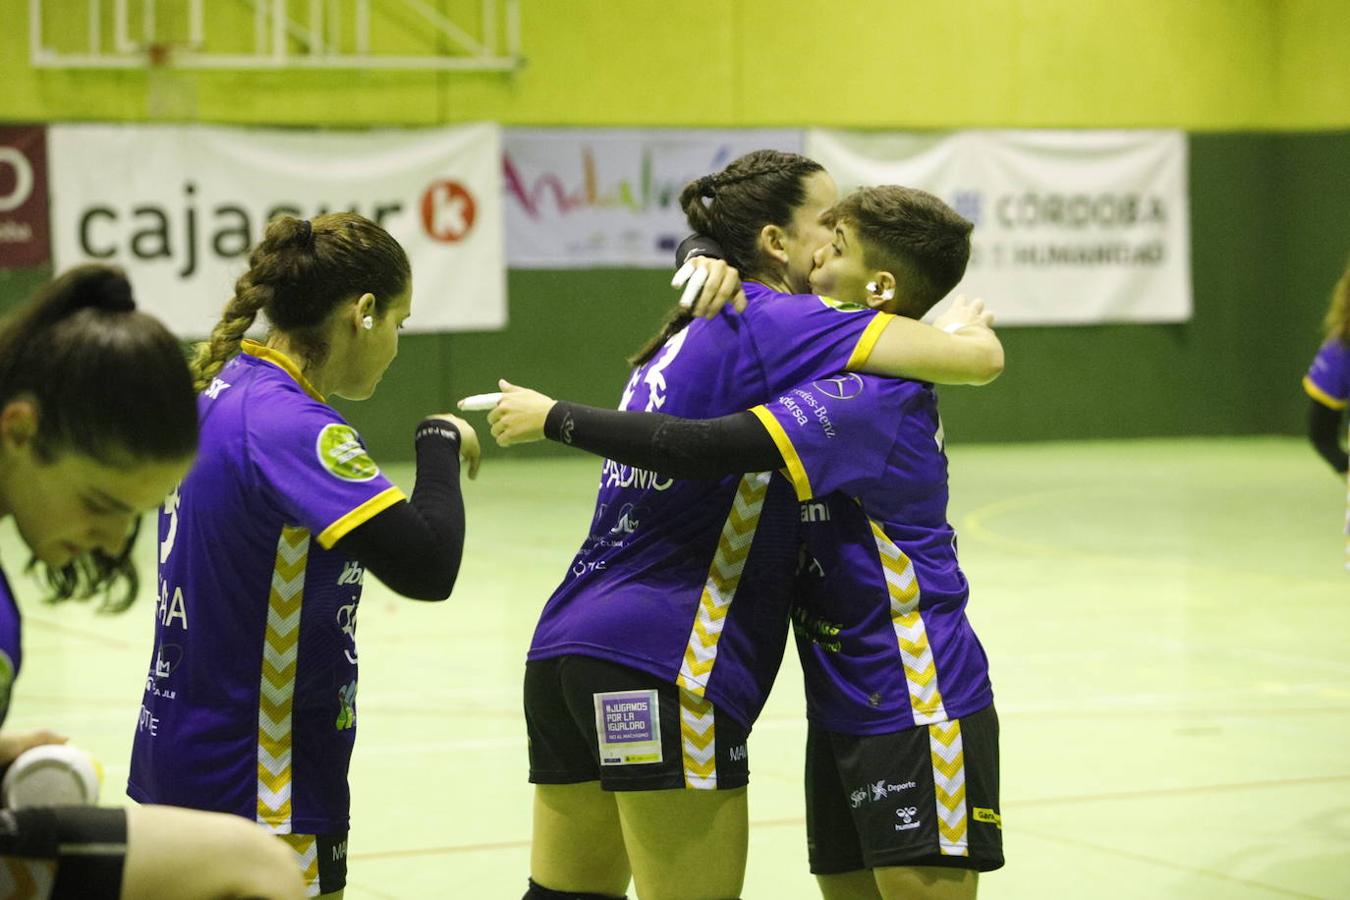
[672,261,709,309]
[2,744,102,809]
[459,392,504,411]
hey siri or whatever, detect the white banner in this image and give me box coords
[504,128,803,268]
[806,130,1192,325]
[50,123,504,335]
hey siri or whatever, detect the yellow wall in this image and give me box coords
[1,0,1347,129]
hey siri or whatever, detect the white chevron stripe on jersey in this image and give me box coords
[870,520,948,725]
[256,526,309,831]
[677,473,770,694]
[929,720,969,856]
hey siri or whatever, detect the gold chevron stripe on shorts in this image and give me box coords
[679,688,718,790]
[257,525,310,832]
[929,719,969,856]
[869,520,947,724]
[280,833,321,898]
[676,472,771,696]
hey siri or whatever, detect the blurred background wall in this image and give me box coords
[2,0,1347,458]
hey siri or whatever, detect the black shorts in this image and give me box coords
[806,705,1003,874]
[0,806,127,899]
[525,655,751,791]
[279,832,347,897]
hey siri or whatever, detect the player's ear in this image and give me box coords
[758,224,790,266]
[864,272,897,309]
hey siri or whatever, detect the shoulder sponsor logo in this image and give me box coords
[204,377,231,399]
[817,296,868,313]
[315,423,380,482]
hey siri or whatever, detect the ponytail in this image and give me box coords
[0,264,199,611]
[629,149,824,368]
[192,213,410,388]
[675,150,824,276]
[191,272,270,391]
[627,305,694,369]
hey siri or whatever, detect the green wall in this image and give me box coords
[3,1,1348,459]
[321,132,1346,461]
[1,131,1345,461]
[3,0,1349,129]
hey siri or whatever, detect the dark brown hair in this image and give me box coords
[829,186,973,319]
[0,264,199,610]
[191,213,411,391]
[629,150,826,367]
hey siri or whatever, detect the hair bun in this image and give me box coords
[60,265,136,315]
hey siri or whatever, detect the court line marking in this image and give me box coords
[348,773,1350,864]
[1012,772,1350,809]
[958,486,1349,589]
[20,615,140,650]
[1014,826,1331,900]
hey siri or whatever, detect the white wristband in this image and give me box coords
[941,322,966,334]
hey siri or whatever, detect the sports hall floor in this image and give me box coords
[8,437,1348,899]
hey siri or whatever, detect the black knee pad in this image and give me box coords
[524,877,627,900]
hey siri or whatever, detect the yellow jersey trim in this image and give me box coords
[1303,375,1347,410]
[749,405,813,501]
[845,312,897,370]
[316,486,406,549]
[241,340,326,402]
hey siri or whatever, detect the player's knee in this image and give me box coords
[524,877,628,899]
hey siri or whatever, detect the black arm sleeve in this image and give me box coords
[543,401,783,478]
[1308,398,1350,474]
[333,419,465,601]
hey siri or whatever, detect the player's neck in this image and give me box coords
[263,333,335,398]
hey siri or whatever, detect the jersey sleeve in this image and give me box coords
[742,292,896,390]
[748,374,914,502]
[247,402,407,549]
[1304,339,1350,410]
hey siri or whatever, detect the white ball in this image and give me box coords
[2,744,102,809]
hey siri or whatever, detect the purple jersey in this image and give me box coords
[128,341,406,835]
[752,373,993,734]
[1303,338,1350,569]
[529,284,896,730]
[0,569,20,728]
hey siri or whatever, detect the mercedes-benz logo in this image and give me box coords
[812,373,865,400]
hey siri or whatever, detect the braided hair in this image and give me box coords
[629,150,825,367]
[191,213,410,391]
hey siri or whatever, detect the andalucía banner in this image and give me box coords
[503,128,802,268]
